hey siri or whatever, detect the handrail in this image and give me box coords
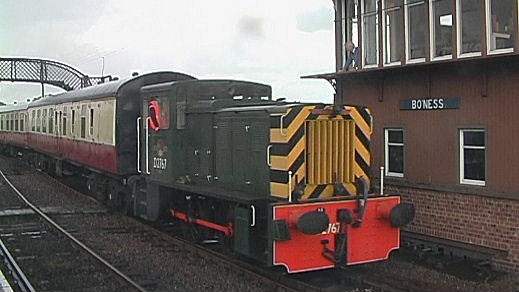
[136,117,142,173]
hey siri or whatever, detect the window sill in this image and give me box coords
[363,64,379,69]
[487,48,514,55]
[405,58,426,64]
[431,55,453,61]
[458,52,482,59]
[460,179,485,187]
[383,62,402,67]
[386,172,404,178]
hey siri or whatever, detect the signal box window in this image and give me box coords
[405,0,426,62]
[383,0,404,65]
[362,0,379,67]
[430,0,453,59]
[486,0,515,53]
[384,128,404,177]
[460,129,486,186]
[457,0,482,56]
[343,0,360,63]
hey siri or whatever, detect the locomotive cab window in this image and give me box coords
[148,98,169,130]
[460,129,486,186]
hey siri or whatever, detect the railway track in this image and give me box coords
[0,238,34,292]
[0,169,147,292]
[1,155,516,292]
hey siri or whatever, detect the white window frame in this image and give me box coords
[429,0,453,61]
[361,0,380,68]
[485,0,515,55]
[384,128,404,177]
[459,129,486,186]
[456,0,483,58]
[342,0,360,63]
[405,0,426,64]
[382,1,403,66]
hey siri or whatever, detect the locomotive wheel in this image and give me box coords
[181,221,201,243]
[217,232,233,255]
[117,191,133,216]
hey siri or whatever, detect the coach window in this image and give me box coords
[405,0,426,62]
[0,115,3,130]
[430,0,453,59]
[30,111,34,131]
[14,113,19,131]
[460,129,486,186]
[71,109,75,135]
[49,109,54,134]
[80,105,87,139]
[62,108,67,136]
[89,108,94,136]
[457,0,482,56]
[384,128,404,177]
[54,111,59,134]
[10,114,14,131]
[36,109,41,132]
[20,114,24,132]
[42,109,47,133]
[383,0,404,65]
[362,0,379,67]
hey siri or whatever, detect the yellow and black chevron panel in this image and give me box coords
[269,105,319,199]
[347,106,372,187]
[268,104,372,200]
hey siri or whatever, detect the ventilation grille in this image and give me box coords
[306,119,355,185]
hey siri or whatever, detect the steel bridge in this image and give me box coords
[0,57,110,97]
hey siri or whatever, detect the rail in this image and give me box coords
[0,169,147,292]
[0,239,35,292]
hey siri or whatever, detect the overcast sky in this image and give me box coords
[0,0,335,105]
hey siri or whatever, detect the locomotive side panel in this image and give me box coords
[213,112,270,195]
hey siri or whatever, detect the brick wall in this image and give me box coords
[386,185,519,273]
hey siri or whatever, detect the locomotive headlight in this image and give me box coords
[291,211,330,235]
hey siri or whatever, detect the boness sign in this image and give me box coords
[399,98,459,110]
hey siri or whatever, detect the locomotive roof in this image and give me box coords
[217,103,321,114]
[141,79,272,99]
[28,71,195,108]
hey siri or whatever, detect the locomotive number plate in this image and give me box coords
[153,157,167,170]
[322,222,341,234]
